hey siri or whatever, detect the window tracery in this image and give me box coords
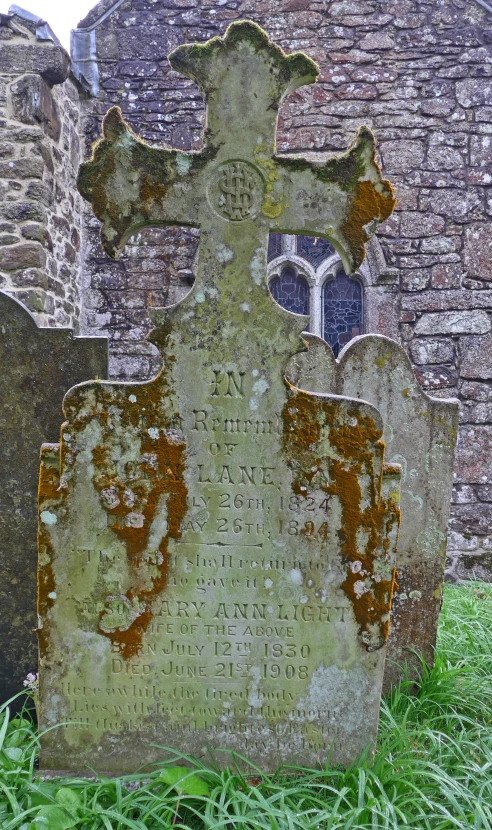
[267,232,282,263]
[269,265,310,318]
[267,233,396,355]
[322,270,363,357]
[296,235,335,268]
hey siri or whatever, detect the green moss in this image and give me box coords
[279,131,369,194]
[169,20,318,92]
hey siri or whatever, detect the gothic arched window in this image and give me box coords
[270,266,310,318]
[267,232,283,262]
[322,270,362,357]
[297,235,335,268]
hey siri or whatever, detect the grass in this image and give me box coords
[0,581,491,829]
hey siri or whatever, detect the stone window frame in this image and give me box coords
[270,264,311,318]
[320,260,364,351]
[267,235,395,341]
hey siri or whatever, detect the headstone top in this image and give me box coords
[78,20,395,275]
[170,20,319,102]
[0,291,108,710]
[285,331,459,690]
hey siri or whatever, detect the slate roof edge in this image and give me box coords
[70,0,127,96]
[77,0,126,32]
[7,4,64,47]
[473,0,492,14]
[70,0,492,98]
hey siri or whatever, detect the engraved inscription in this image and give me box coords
[46,359,393,769]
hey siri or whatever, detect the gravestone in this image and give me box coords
[285,334,459,690]
[0,291,108,710]
[38,22,399,774]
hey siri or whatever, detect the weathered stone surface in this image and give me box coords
[430,263,462,289]
[0,157,44,179]
[0,44,70,86]
[38,23,399,775]
[415,365,458,391]
[358,32,395,50]
[400,212,445,238]
[380,140,425,174]
[464,224,492,282]
[414,310,491,336]
[409,337,455,365]
[10,74,61,141]
[460,334,492,380]
[456,78,492,108]
[0,241,45,271]
[453,551,492,582]
[456,426,492,484]
[285,333,459,689]
[0,15,84,328]
[0,291,107,710]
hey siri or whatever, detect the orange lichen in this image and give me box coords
[37,446,62,658]
[383,463,402,476]
[140,174,168,207]
[281,386,398,651]
[79,378,188,660]
[325,460,397,650]
[341,179,396,270]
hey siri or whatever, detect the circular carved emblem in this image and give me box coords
[208,160,264,222]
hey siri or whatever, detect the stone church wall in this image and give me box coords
[0,0,491,578]
[0,11,83,326]
[75,0,492,579]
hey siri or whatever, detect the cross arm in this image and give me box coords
[264,127,395,273]
[77,107,212,258]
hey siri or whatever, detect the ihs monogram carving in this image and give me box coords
[209,161,264,222]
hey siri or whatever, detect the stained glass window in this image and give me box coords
[297,235,335,268]
[267,232,283,262]
[323,271,362,357]
[270,266,310,318]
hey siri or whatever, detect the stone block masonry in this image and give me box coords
[0,10,83,326]
[73,0,492,581]
[1,0,491,579]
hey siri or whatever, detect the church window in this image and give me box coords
[296,235,335,268]
[267,232,283,262]
[322,270,363,357]
[270,265,310,318]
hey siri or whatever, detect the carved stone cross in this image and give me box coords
[38,22,399,776]
[78,20,394,287]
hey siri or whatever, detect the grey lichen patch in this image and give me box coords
[99,595,146,633]
[176,155,192,176]
[249,246,267,286]
[215,243,235,264]
[40,510,57,525]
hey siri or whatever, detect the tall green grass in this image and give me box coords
[1,582,491,829]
